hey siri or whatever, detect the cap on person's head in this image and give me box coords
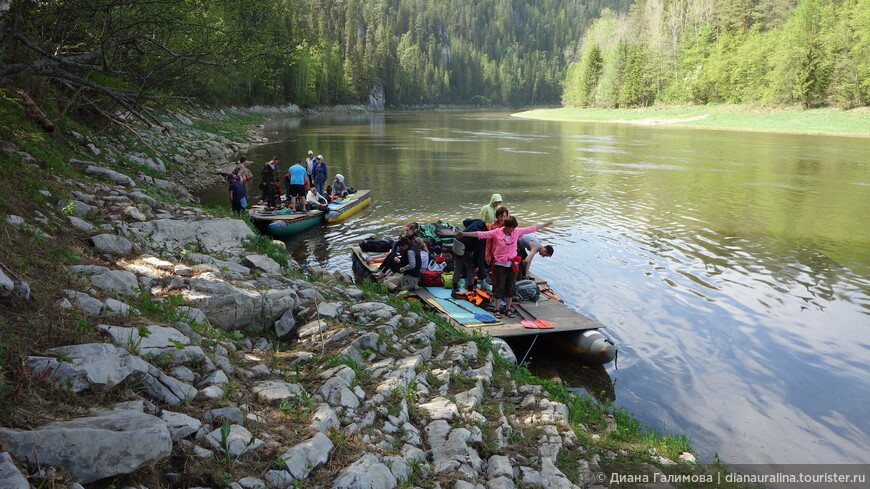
[227,173,238,181]
[317,155,323,159]
[308,150,314,155]
[336,174,344,182]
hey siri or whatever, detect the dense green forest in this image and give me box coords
[0,0,630,118]
[563,0,870,108]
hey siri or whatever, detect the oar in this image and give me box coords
[512,304,538,329]
[446,299,499,323]
[516,304,554,329]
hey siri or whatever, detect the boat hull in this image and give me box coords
[325,190,372,223]
[266,213,326,237]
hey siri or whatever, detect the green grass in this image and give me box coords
[514,104,870,137]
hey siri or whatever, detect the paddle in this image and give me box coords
[446,299,499,323]
[516,304,554,329]
[512,304,538,329]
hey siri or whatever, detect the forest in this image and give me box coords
[562,0,870,109]
[0,0,630,118]
[1,0,865,118]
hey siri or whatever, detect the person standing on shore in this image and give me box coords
[259,156,280,209]
[480,193,503,226]
[312,155,328,197]
[232,156,253,184]
[227,174,247,214]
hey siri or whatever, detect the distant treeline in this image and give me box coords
[2,0,639,111]
[563,0,870,109]
[205,0,633,107]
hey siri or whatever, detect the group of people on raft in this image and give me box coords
[226,151,349,214]
[376,193,554,320]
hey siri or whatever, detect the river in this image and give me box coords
[196,110,870,466]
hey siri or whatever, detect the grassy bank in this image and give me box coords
[513,104,870,137]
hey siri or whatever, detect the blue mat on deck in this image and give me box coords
[425,287,499,325]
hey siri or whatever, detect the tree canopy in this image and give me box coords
[562,0,870,109]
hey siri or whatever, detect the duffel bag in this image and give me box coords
[420,270,443,287]
[360,237,394,252]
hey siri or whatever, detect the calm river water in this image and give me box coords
[197,111,870,465]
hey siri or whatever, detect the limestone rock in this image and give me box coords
[279,432,333,480]
[0,452,28,489]
[27,343,196,404]
[127,218,254,253]
[64,290,104,315]
[99,324,206,366]
[0,268,13,297]
[89,234,135,255]
[68,265,139,296]
[182,277,298,331]
[160,410,202,442]
[0,409,171,483]
[331,453,397,489]
[311,403,340,432]
[205,424,263,458]
[243,254,281,274]
[83,164,136,187]
[251,380,304,404]
[274,309,296,338]
[67,215,97,232]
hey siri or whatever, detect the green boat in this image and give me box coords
[249,190,371,238]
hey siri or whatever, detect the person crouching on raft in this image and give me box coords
[455,217,553,319]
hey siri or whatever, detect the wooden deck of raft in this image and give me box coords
[351,246,606,339]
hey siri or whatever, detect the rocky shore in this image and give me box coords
[0,106,703,489]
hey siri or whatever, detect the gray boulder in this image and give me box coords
[58,199,97,217]
[182,277,298,331]
[243,254,281,274]
[0,452,28,489]
[98,324,206,366]
[0,409,171,483]
[67,216,97,232]
[82,164,136,187]
[127,218,254,253]
[159,410,202,442]
[274,309,296,338]
[0,268,13,297]
[205,424,263,458]
[64,290,105,315]
[331,453,397,489]
[279,432,333,480]
[68,265,139,296]
[27,343,196,404]
[89,233,135,255]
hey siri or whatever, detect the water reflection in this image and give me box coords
[195,111,870,465]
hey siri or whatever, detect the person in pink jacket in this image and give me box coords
[455,216,553,318]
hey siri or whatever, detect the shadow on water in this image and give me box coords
[508,335,617,405]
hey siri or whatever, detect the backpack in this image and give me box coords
[513,280,541,302]
[360,237,394,252]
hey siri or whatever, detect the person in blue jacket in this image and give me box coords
[312,155,329,197]
[227,174,247,214]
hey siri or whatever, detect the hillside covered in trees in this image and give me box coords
[0,0,630,117]
[562,0,870,109]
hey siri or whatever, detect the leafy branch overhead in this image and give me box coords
[0,0,307,127]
